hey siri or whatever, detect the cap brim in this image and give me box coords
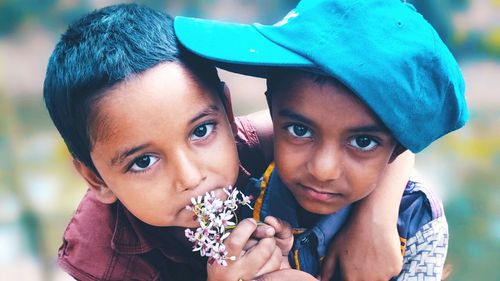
[174,16,314,78]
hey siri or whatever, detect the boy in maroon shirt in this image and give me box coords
[44,3,413,280]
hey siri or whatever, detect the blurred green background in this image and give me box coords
[0,0,498,280]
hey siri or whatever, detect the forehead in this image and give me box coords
[271,72,394,133]
[89,62,221,144]
[272,73,368,112]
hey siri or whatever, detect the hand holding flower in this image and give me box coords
[207,218,283,281]
[185,187,289,280]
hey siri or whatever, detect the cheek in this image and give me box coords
[91,167,181,226]
[91,157,204,227]
[274,140,304,183]
[117,188,174,226]
[346,159,387,197]
[123,184,196,227]
[209,132,240,180]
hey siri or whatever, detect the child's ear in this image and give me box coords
[72,159,117,204]
[220,81,237,135]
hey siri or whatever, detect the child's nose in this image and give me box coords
[306,145,343,182]
[171,150,204,191]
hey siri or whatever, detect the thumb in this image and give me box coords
[319,249,338,281]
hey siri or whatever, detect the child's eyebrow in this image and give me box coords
[279,108,390,135]
[189,105,220,124]
[110,143,151,167]
[109,105,221,167]
[348,125,389,134]
[277,109,314,126]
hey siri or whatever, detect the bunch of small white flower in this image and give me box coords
[185,186,253,266]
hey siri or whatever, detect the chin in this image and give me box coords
[302,202,341,215]
[159,218,197,228]
[308,208,337,215]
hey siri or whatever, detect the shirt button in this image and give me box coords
[300,235,310,245]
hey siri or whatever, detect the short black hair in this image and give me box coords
[43,3,221,173]
[265,70,348,110]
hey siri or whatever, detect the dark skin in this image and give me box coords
[75,62,286,279]
[258,71,412,280]
[72,60,313,280]
[271,74,399,217]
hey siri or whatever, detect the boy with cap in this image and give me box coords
[44,3,413,281]
[175,0,468,279]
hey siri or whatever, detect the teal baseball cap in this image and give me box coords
[174,0,469,153]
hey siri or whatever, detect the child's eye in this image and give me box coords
[191,122,215,141]
[286,124,312,138]
[349,136,379,151]
[129,155,159,173]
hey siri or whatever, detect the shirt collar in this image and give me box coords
[312,205,351,257]
[111,202,193,260]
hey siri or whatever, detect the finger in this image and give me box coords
[319,248,337,281]
[237,237,278,280]
[254,247,282,277]
[252,223,276,239]
[242,238,259,251]
[263,216,293,255]
[224,218,258,258]
[241,237,277,271]
[264,216,292,240]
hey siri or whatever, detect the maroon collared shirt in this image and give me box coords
[58,115,272,281]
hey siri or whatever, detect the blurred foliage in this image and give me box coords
[446,174,499,279]
[0,0,300,36]
[409,0,455,43]
[0,0,89,35]
[482,27,500,57]
[1,0,497,59]
[415,112,500,280]
[409,0,500,60]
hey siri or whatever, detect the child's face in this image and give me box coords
[270,73,397,215]
[82,63,239,228]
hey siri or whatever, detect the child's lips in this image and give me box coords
[299,184,343,202]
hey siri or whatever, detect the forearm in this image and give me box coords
[320,151,414,280]
[235,109,273,176]
[245,109,273,164]
[355,150,414,225]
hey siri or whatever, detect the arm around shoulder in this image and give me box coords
[396,216,448,280]
[395,176,449,281]
[235,110,274,176]
[244,109,274,165]
[320,150,415,281]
